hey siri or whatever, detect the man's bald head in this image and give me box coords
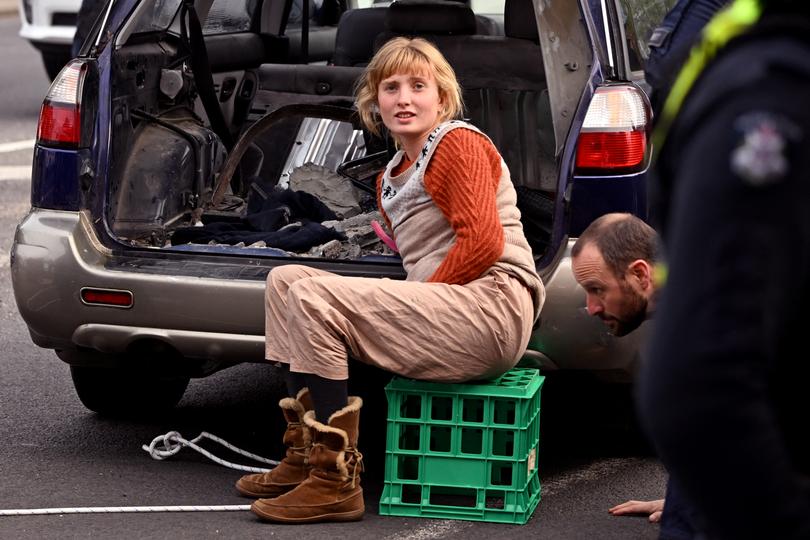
[572,213,659,279]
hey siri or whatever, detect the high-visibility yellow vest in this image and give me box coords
[650,0,763,287]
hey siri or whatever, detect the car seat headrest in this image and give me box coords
[505,0,539,42]
[385,0,477,36]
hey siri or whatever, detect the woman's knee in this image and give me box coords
[266,265,313,302]
[286,276,342,322]
[287,277,321,310]
[267,264,312,286]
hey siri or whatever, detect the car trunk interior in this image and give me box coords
[103,0,559,266]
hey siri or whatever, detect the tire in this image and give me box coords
[70,365,190,417]
[41,48,74,81]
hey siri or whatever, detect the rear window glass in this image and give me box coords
[126,0,258,36]
[127,0,183,35]
[203,0,259,34]
[620,0,678,71]
[471,0,504,14]
[356,0,504,14]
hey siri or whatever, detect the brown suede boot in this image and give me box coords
[235,388,314,498]
[251,397,365,523]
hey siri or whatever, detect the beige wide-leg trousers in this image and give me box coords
[265,264,534,382]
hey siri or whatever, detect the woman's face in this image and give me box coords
[377,70,443,151]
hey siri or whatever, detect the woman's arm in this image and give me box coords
[423,129,504,285]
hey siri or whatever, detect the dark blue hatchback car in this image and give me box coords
[11,0,662,413]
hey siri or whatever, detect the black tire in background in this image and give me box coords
[70,365,190,417]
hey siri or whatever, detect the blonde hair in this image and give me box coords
[355,37,464,138]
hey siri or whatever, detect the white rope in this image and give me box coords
[0,505,251,516]
[141,431,279,473]
[0,432,280,517]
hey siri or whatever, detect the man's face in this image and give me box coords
[572,243,648,337]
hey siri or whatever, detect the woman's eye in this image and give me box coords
[414,82,425,90]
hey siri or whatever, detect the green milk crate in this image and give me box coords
[378,367,544,524]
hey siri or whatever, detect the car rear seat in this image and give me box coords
[253,64,364,115]
[373,0,479,46]
[332,0,503,68]
[460,0,556,194]
[332,6,390,67]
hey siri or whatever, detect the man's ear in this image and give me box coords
[627,259,652,290]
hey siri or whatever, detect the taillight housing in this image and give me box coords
[31,59,98,210]
[80,288,134,308]
[575,84,650,174]
[37,60,96,149]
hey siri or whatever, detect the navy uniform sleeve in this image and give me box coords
[639,70,810,539]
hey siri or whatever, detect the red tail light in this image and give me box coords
[575,85,650,173]
[37,61,89,148]
[81,288,134,308]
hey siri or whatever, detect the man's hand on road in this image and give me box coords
[608,499,664,522]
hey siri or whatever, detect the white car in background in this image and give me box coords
[18,0,80,79]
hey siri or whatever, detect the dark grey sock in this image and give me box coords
[305,373,348,423]
[276,362,308,397]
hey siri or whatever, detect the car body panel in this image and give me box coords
[31,147,82,210]
[12,207,645,379]
[535,0,593,157]
[12,0,655,386]
[568,171,649,236]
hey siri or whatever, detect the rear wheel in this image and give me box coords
[70,365,190,417]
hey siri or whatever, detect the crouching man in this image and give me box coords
[571,213,698,539]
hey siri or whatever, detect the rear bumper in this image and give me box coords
[11,210,267,363]
[11,209,645,379]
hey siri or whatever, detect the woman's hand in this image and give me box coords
[608,499,665,522]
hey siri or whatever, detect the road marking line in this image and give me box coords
[0,139,35,153]
[0,166,31,181]
[0,505,252,515]
[542,457,646,497]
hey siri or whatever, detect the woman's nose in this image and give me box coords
[397,88,411,104]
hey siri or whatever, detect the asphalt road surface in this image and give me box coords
[0,14,666,540]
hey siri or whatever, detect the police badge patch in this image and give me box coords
[731,112,800,186]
